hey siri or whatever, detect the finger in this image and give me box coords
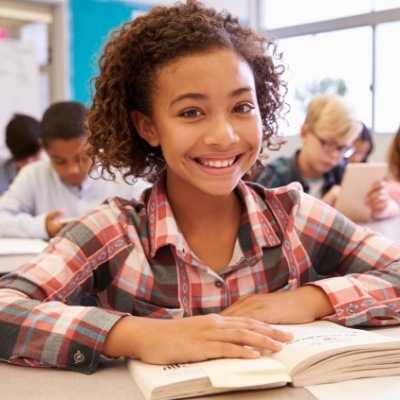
[216,317,293,343]
[203,341,262,360]
[213,328,287,353]
[47,209,65,220]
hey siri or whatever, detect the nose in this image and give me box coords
[328,147,344,161]
[67,162,82,176]
[203,116,239,147]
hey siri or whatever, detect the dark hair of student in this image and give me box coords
[87,0,286,182]
[359,122,374,161]
[40,101,89,148]
[388,125,400,180]
[5,114,41,161]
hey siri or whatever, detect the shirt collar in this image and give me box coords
[147,174,283,262]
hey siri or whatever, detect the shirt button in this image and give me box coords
[73,350,85,364]
[348,305,357,314]
[215,281,223,288]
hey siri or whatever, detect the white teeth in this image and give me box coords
[200,158,235,168]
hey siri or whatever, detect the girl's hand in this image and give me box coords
[103,314,293,364]
[220,286,335,324]
[365,181,400,220]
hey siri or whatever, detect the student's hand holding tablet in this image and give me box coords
[366,180,400,220]
[334,162,389,222]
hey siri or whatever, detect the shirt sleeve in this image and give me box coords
[294,192,400,326]
[0,202,132,373]
[0,167,49,239]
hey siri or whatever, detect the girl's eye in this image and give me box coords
[179,108,202,118]
[234,103,255,113]
[52,159,66,166]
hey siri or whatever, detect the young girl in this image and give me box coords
[0,0,400,374]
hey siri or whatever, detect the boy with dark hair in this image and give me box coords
[0,113,42,195]
[0,101,150,239]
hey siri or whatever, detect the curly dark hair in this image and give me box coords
[87,0,286,182]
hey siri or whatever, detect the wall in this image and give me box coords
[69,0,252,106]
[69,0,151,106]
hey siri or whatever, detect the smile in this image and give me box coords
[195,156,237,168]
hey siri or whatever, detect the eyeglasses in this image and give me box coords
[310,130,355,159]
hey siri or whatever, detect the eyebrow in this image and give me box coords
[170,86,256,107]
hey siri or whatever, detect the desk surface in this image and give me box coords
[0,358,315,400]
[362,215,400,243]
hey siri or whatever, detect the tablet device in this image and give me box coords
[335,162,388,222]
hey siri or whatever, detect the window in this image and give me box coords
[375,21,400,133]
[260,1,400,135]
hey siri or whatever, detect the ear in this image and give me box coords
[130,110,160,147]
[300,123,309,139]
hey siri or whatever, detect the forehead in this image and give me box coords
[317,127,357,144]
[153,49,255,95]
[45,137,87,157]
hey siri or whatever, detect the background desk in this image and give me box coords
[0,238,47,275]
[0,358,314,400]
[362,215,400,243]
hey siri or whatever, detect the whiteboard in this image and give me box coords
[0,39,41,158]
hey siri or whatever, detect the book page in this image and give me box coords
[199,357,291,388]
[0,238,48,255]
[306,375,399,400]
[268,321,400,376]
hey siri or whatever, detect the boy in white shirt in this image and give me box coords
[0,101,150,239]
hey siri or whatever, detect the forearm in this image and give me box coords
[312,274,400,326]
[102,315,142,359]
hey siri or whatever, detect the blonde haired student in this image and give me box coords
[0,0,399,374]
[255,94,395,219]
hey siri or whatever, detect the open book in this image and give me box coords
[126,320,400,400]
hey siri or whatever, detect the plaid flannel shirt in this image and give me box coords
[1,174,400,373]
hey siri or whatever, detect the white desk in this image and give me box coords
[362,215,400,243]
[0,254,35,275]
[0,238,47,275]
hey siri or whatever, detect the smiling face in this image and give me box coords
[132,49,262,199]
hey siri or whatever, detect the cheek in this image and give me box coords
[50,162,65,176]
[80,160,93,174]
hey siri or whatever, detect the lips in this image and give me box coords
[195,156,238,168]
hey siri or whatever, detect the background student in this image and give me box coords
[0,113,42,195]
[0,0,399,375]
[347,122,374,163]
[254,94,395,219]
[0,100,150,239]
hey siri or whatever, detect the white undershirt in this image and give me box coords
[305,177,325,199]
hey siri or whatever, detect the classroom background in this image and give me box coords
[0,0,399,162]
